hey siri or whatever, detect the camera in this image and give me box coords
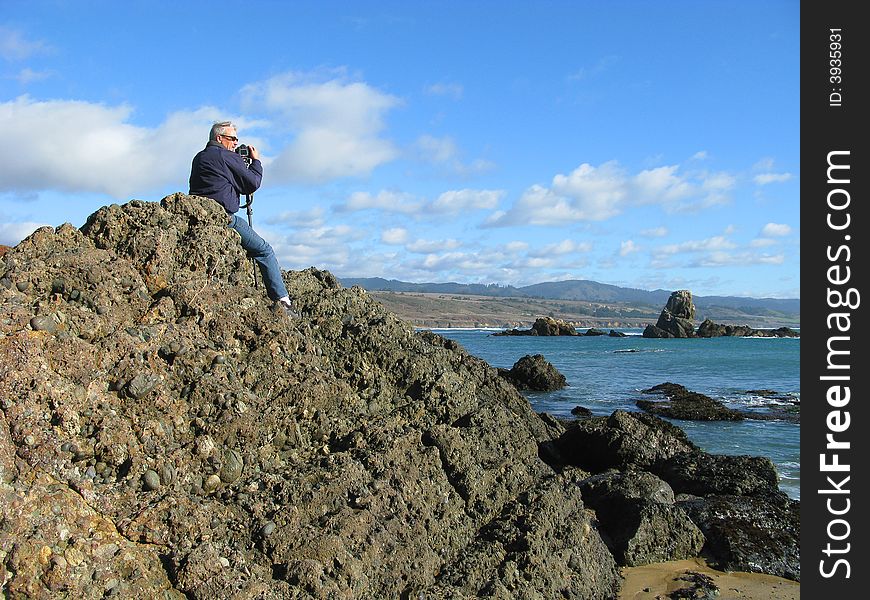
[235,144,252,166]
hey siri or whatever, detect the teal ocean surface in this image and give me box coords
[431,328,800,500]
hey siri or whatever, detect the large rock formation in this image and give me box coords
[637,383,745,421]
[1,195,620,598]
[493,316,579,336]
[695,319,799,338]
[552,411,800,580]
[642,290,696,338]
[641,293,800,339]
[498,354,568,391]
[637,382,800,423]
[0,194,799,596]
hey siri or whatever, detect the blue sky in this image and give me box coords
[1,0,799,298]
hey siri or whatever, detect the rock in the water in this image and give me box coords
[696,318,799,338]
[493,316,579,336]
[643,290,696,338]
[554,410,699,472]
[498,353,567,391]
[637,382,744,421]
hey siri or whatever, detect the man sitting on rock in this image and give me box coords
[189,120,297,317]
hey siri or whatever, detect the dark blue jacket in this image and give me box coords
[189,141,263,214]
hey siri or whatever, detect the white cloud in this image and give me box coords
[487,160,737,227]
[640,226,668,238]
[620,240,640,256]
[2,68,406,196]
[431,189,503,214]
[381,228,409,244]
[416,251,492,272]
[14,68,53,85]
[267,223,366,270]
[1,96,217,198]
[677,170,734,212]
[293,224,361,245]
[530,239,591,257]
[754,172,792,185]
[416,134,458,163]
[753,157,776,170]
[656,235,737,256]
[761,222,792,237]
[504,241,529,252]
[336,190,423,214]
[649,231,788,271]
[487,162,628,226]
[240,71,401,183]
[406,238,462,253]
[0,221,49,246]
[633,165,693,205]
[551,161,629,219]
[337,187,502,219]
[0,27,51,61]
[696,252,785,267]
[264,206,325,228]
[752,157,792,185]
[512,257,554,269]
[424,82,463,99]
[415,134,495,176]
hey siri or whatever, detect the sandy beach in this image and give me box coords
[619,558,799,600]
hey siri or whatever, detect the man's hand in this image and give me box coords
[247,145,260,161]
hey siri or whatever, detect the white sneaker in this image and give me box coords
[276,297,299,318]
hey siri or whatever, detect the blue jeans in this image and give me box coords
[229,214,288,301]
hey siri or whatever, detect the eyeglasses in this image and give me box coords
[220,134,238,142]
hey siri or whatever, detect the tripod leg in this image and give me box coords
[245,194,259,288]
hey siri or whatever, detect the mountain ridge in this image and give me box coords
[339,277,801,316]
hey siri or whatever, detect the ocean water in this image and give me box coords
[430,328,800,500]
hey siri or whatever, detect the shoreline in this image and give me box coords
[365,290,800,331]
[618,557,799,599]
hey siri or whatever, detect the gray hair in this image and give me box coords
[209,121,236,142]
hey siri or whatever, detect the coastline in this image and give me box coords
[365,290,800,331]
[618,558,799,599]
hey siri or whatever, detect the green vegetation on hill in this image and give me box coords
[341,278,800,329]
[365,290,800,330]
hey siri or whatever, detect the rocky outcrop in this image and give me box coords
[658,452,780,498]
[678,492,800,581]
[641,292,799,339]
[493,316,579,336]
[498,354,567,391]
[0,195,621,598]
[639,382,800,423]
[696,318,799,338]
[576,470,705,567]
[0,194,799,595]
[638,383,745,421]
[493,319,624,338]
[551,410,799,581]
[554,410,699,473]
[642,290,696,338]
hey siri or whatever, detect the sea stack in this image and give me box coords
[642,290,696,338]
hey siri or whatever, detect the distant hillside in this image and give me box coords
[340,277,800,318]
